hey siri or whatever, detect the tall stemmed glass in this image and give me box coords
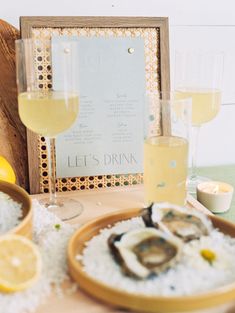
[174,51,224,193]
[16,38,83,220]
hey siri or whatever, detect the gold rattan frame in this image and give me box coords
[20,16,170,194]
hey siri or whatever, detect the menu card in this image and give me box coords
[52,36,146,177]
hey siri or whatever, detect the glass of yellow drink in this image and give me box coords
[174,51,224,193]
[15,39,82,220]
[144,92,191,206]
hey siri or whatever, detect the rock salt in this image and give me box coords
[0,191,22,235]
[0,199,77,313]
[82,217,235,297]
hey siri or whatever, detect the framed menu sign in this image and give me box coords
[20,17,170,194]
[53,36,145,177]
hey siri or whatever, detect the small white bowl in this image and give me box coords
[197,181,234,213]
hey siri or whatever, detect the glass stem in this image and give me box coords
[190,126,200,180]
[46,137,57,206]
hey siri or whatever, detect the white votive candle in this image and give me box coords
[197,181,234,213]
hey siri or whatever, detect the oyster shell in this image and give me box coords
[108,228,182,279]
[142,203,213,242]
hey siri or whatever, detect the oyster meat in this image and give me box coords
[142,203,213,242]
[108,228,182,279]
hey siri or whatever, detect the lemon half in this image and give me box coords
[0,156,16,184]
[0,235,42,292]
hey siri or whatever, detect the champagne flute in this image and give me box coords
[15,38,83,220]
[174,51,224,193]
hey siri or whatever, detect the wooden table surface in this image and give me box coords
[31,185,235,313]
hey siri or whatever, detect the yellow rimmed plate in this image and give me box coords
[68,208,235,313]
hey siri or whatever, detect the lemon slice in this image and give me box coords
[0,235,42,292]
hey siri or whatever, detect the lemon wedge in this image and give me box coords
[0,235,42,292]
[0,156,16,183]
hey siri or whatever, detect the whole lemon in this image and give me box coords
[0,156,16,183]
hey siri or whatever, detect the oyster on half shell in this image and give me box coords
[142,203,213,242]
[108,228,182,279]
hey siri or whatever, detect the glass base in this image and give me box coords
[187,175,211,195]
[39,197,83,221]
